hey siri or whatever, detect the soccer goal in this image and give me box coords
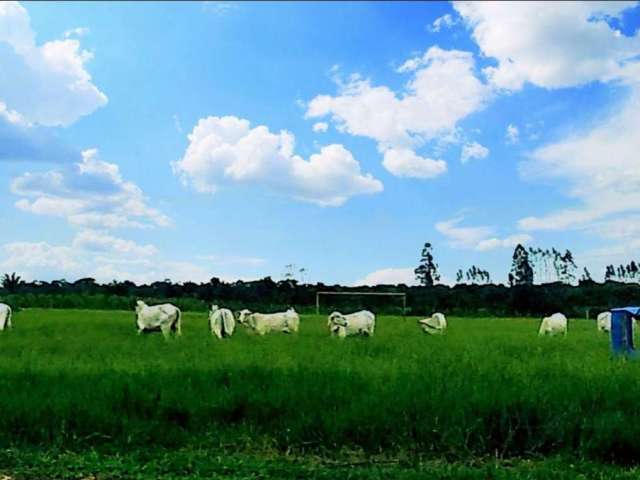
[315,291,407,316]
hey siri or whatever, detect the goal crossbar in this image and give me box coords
[315,291,407,316]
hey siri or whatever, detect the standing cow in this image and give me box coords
[419,312,447,335]
[135,300,181,338]
[538,312,567,336]
[237,308,299,335]
[209,305,235,339]
[0,303,12,331]
[328,310,375,338]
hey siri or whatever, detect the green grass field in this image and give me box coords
[2,309,640,478]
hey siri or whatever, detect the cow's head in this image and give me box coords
[210,305,219,313]
[135,300,146,314]
[237,309,252,325]
[328,311,347,327]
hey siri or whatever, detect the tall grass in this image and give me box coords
[1,309,639,463]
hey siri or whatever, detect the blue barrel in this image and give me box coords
[611,307,640,357]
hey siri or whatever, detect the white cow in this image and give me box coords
[0,303,12,331]
[418,312,447,335]
[597,311,611,333]
[328,310,375,338]
[135,300,181,338]
[209,305,235,339]
[538,312,567,336]
[238,308,300,335]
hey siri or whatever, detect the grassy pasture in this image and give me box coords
[2,309,640,477]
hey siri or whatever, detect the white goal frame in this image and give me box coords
[315,291,407,316]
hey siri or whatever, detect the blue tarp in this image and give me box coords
[611,307,640,357]
[611,307,640,316]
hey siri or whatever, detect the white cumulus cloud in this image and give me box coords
[0,236,264,284]
[428,13,458,33]
[454,1,640,90]
[505,124,520,144]
[382,148,447,179]
[72,230,158,257]
[354,267,417,286]
[172,115,383,207]
[307,46,490,178]
[63,27,89,39]
[475,234,533,252]
[437,216,532,251]
[0,2,107,126]
[518,85,640,233]
[11,148,170,229]
[312,121,328,133]
[460,141,489,163]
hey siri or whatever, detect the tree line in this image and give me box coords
[1,241,637,316]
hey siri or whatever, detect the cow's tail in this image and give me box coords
[173,308,182,336]
[6,306,11,329]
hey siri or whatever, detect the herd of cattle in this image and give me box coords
[0,300,620,339]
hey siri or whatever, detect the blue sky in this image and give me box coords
[1,1,639,286]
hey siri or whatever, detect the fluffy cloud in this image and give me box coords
[0,232,263,284]
[0,2,107,127]
[354,267,417,286]
[63,27,89,39]
[72,229,158,257]
[460,141,488,163]
[312,121,328,133]
[1,241,80,274]
[454,1,640,90]
[428,13,458,33]
[172,115,383,207]
[382,148,446,179]
[435,217,493,249]
[0,240,209,284]
[475,234,533,252]
[12,149,170,229]
[437,216,532,251]
[505,124,519,144]
[518,85,640,232]
[0,101,81,162]
[306,47,490,178]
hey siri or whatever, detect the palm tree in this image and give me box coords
[1,272,24,293]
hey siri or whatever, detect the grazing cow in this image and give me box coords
[238,308,300,335]
[135,300,181,338]
[419,312,447,335]
[209,305,235,339]
[0,303,12,331]
[597,311,611,333]
[328,310,375,338]
[538,312,567,336]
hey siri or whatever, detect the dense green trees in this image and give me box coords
[1,273,638,318]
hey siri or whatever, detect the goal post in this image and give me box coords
[315,291,407,316]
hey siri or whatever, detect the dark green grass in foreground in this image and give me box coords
[1,310,640,471]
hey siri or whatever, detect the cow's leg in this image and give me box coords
[161,324,172,339]
[212,320,223,339]
[174,313,182,337]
